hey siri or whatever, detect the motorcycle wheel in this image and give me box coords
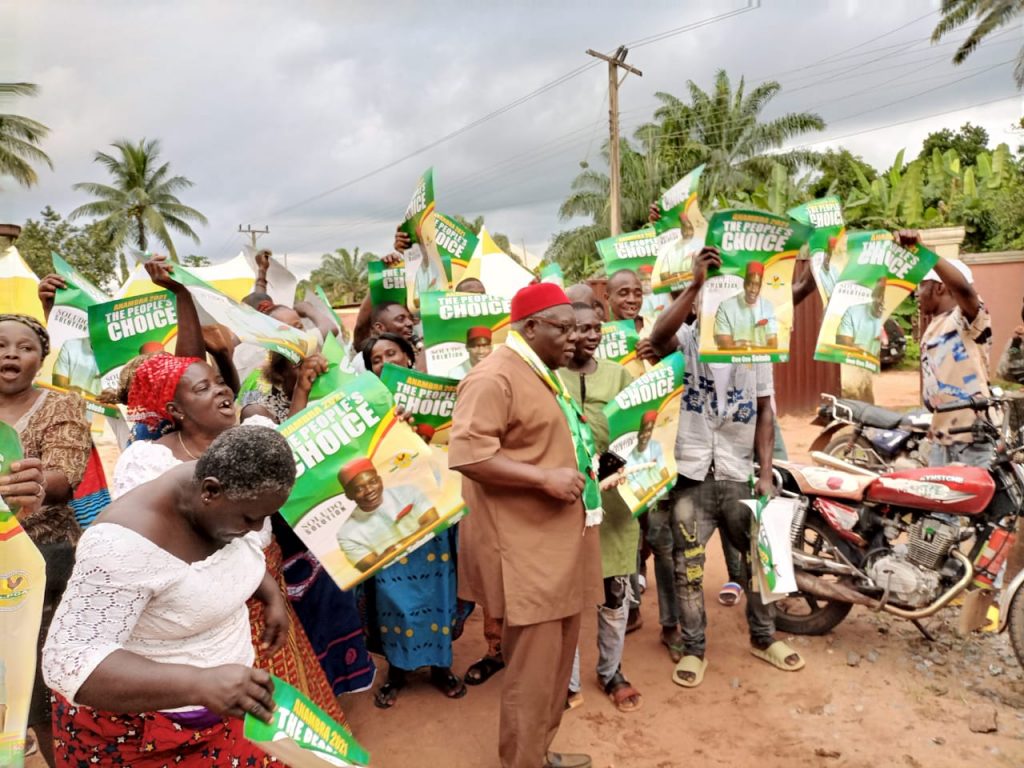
[774,516,854,636]
[1008,585,1024,669]
[824,432,887,471]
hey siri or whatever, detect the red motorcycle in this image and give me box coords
[773,394,1024,664]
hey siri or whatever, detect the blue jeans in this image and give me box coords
[669,475,775,657]
[928,440,994,468]
[645,497,680,629]
[569,576,633,691]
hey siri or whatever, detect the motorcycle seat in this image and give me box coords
[779,461,876,501]
[833,399,907,430]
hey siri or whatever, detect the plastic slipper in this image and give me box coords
[603,671,642,712]
[565,690,584,711]
[431,668,468,699]
[373,681,403,709]
[718,582,742,606]
[750,640,805,671]
[660,631,684,663]
[465,655,505,685]
[672,655,707,688]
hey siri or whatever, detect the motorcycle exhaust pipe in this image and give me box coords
[795,571,881,608]
[792,551,862,577]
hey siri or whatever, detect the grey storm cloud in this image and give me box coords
[3,0,1020,276]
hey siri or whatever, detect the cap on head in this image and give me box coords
[510,283,571,322]
[642,410,658,426]
[414,423,436,440]
[744,261,765,278]
[921,258,973,285]
[466,326,492,342]
[338,457,377,486]
[637,264,653,275]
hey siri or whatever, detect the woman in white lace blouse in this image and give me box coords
[42,425,295,768]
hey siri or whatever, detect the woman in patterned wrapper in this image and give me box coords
[358,335,472,709]
[42,427,296,768]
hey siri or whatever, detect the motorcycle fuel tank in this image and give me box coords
[866,466,995,515]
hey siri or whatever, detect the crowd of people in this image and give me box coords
[1,214,1020,768]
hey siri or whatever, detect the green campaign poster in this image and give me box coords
[538,262,564,287]
[0,420,23,477]
[276,372,464,590]
[308,332,358,402]
[170,264,315,363]
[597,227,659,279]
[40,253,112,403]
[603,351,685,517]
[787,196,846,305]
[379,363,459,446]
[244,676,369,767]
[651,165,706,294]
[368,258,408,307]
[595,319,644,379]
[698,209,810,364]
[419,291,510,379]
[400,169,449,312]
[87,290,178,375]
[813,231,938,372]
[435,212,477,286]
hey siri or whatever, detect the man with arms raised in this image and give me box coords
[450,283,600,768]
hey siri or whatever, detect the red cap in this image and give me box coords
[745,261,765,278]
[637,264,653,275]
[414,423,436,440]
[642,410,658,425]
[338,458,376,486]
[510,283,571,322]
[827,236,838,252]
[466,326,492,342]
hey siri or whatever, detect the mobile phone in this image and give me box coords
[597,451,627,481]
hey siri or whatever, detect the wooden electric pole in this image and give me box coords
[238,224,270,248]
[586,46,641,236]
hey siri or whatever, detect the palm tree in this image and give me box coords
[932,0,1024,87]
[0,83,53,188]
[69,138,207,261]
[309,247,372,304]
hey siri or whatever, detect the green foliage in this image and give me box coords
[182,254,211,267]
[931,0,1024,87]
[70,138,208,261]
[309,247,374,304]
[0,83,52,189]
[728,163,815,215]
[843,149,939,230]
[809,148,878,200]
[17,206,118,289]
[918,122,990,167]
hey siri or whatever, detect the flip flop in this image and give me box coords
[660,630,685,663]
[750,640,805,671]
[672,655,707,688]
[465,655,505,685]
[373,680,404,709]
[430,668,468,699]
[718,582,743,606]
[603,671,642,712]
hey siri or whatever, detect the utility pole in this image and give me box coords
[238,224,270,248]
[586,47,641,236]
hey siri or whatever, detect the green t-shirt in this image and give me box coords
[563,359,639,578]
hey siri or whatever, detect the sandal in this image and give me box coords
[625,606,643,634]
[465,655,505,685]
[373,680,404,709]
[672,655,707,688]
[750,640,805,671]
[718,582,742,607]
[660,628,684,663]
[430,667,468,699]
[603,670,642,713]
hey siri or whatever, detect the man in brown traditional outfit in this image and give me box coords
[450,283,600,768]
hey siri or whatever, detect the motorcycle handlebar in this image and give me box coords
[947,425,976,435]
[933,396,991,414]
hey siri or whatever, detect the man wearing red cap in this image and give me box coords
[638,264,669,324]
[624,410,668,499]
[712,260,778,350]
[334,457,437,573]
[450,282,600,768]
[447,326,494,379]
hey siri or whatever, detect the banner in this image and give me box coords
[459,226,533,299]
[399,169,449,312]
[171,264,315,363]
[244,676,369,767]
[813,231,938,372]
[596,319,644,378]
[699,209,810,364]
[651,165,707,294]
[0,425,46,768]
[276,373,464,590]
[87,290,178,378]
[420,291,510,379]
[597,227,659,279]
[603,352,685,517]
[435,213,478,288]
[368,258,408,308]
[379,363,459,446]
[787,196,845,304]
[0,246,44,322]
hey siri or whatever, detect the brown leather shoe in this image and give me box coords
[544,753,592,768]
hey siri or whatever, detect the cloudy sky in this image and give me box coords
[3,0,1021,277]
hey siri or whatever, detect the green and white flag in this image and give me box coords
[379,363,459,446]
[787,196,846,305]
[652,165,707,294]
[420,291,510,379]
[699,209,810,364]
[244,676,369,767]
[813,231,938,372]
[603,351,685,517]
[400,169,449,311]
[595,319,644,379]
[87,290,178,378]
[276,372,464,591]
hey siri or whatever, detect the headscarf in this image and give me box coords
[126,353,203,430]
[0,313,50,358]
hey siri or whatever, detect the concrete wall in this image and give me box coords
[962,251,1024,379]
